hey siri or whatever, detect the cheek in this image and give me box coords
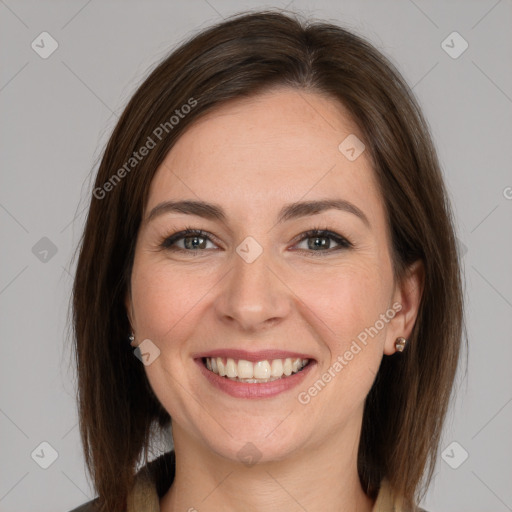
[300,262,391,347]
[298,265,391,412]
[130,259,211,341]
[129,260,212,417]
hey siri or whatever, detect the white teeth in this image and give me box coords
[238,377,282,383]
[270,359,283,377]
[237,359,253,379]
[225,358,237,378]
[217,359,226,377]
[253,360,271,379]
[205,356,310,381]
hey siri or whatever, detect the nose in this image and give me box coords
[214,242,291,333]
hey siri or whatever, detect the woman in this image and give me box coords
[70,10,464,512]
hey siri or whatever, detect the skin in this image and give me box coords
[126,87,424,512]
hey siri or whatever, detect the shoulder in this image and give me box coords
[374,478,432,512]
[67,498,100,512]
[66,450,175,512]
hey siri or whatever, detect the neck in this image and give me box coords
[160,413,375,512]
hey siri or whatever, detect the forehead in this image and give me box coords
[145,88,383,225]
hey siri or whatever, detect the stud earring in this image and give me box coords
[129,333,135,345]
[395,337,407,352]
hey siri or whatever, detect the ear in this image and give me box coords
[383,259,425,356]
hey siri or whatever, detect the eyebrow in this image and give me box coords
[145,198,370,229]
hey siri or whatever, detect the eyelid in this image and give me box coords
[291,228,353,252]
[159,225,353,255]
[160,227,220,250]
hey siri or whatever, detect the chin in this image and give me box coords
[196,420,309,466]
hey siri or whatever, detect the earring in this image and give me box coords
[395,337,407,352]
[129,333,135,345]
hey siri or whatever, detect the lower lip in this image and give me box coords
[195,358,316,399]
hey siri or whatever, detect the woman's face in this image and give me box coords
[126,88,422,463]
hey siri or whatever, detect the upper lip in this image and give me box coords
[193,349,316,362]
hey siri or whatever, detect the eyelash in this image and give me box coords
[159,225,353,257]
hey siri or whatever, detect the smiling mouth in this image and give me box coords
[201,356,311,383]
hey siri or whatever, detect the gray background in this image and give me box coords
[1,1,511,511]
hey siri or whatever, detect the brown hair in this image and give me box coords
[71,9,466,511]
